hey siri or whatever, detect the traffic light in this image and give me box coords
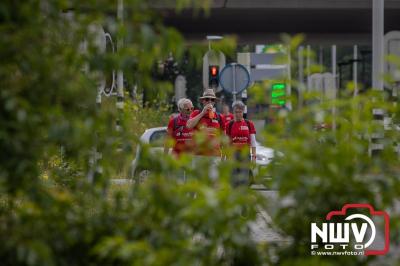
[271,83,286,106]
[203,50,225,92]
[209,65,219,88]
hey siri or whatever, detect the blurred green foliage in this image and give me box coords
[1,1,400,265]
[0,1,264,266]
[257,36,400,265]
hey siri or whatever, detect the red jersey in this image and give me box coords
[225,119,256,149]
[222,113,234,124]
[190,109,225,156]
[167,114,194,155]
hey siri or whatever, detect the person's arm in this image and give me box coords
[250,134,256,160]
[249,121,257,160]
[186,112,203,129]
[186,104,212,129]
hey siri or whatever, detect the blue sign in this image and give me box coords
[219,63,250,95]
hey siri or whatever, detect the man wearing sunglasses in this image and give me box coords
[187,89,225,157]
[186,89,226,181]
[164,98,194,156]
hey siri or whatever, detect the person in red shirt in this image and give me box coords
[225,100,257,186]
[164,98,194,156]
[186,89,225,181]
[222,103,234,124]
[186,89,225,157]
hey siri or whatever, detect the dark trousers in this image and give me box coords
[231,150,250,187]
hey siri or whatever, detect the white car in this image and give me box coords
[130,127,276,179]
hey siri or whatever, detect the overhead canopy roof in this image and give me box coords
[157,0,400,45]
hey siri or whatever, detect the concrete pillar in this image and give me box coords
[370,0,385,156]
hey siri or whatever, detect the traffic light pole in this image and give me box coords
[232,63,237,102]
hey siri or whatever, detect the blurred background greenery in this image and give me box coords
[1,1,400,265]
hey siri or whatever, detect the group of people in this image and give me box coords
[164,89,257,186]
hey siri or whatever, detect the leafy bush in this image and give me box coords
[0,1,265,266]
[2,1,400,265]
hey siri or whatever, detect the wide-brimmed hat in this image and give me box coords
[199,89,218,99]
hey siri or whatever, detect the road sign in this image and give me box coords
[219,63,250,96]
[237,52,289,82]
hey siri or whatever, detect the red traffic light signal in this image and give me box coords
[209,65,219,87]
[210,66,218,77]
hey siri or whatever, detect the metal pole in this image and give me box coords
[332,45,336,87]
[298,46,304,108]
[319,45,323,67]
[353,45,358,96]
[116,0,124,131]
[332,45,337,131]
[372,0,384,91]
[306,45,311,90]
[242,89,247,118]
[232,63,237,102]
[287,45,292,110]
